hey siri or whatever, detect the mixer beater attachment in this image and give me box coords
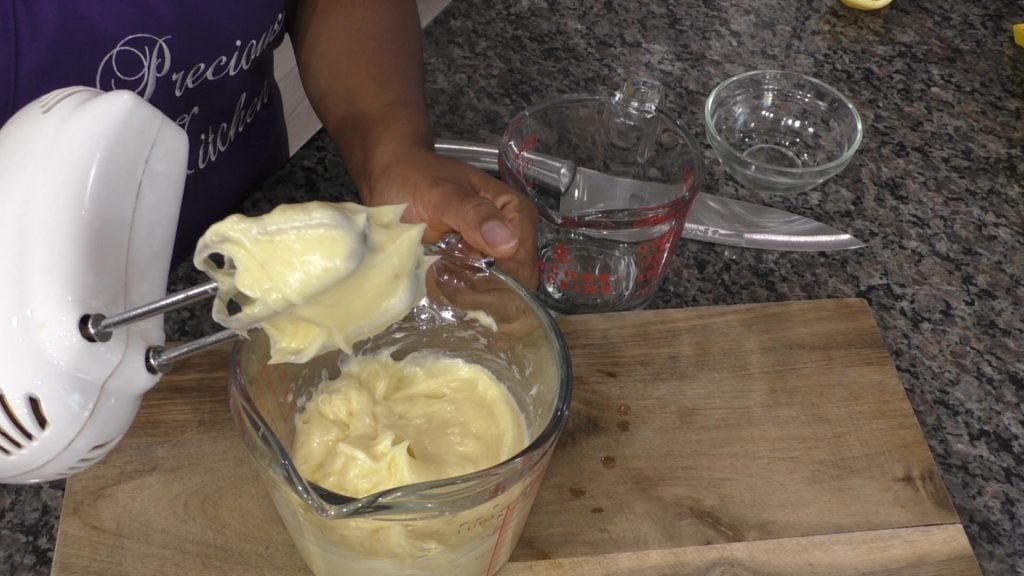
[79,280,238,374]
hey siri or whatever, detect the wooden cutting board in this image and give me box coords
[51,299,982,575]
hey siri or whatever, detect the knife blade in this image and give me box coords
[434,139,865,252]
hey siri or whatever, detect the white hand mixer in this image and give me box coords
[0,86,525,485]
[0,87,496,485]
[0,87,242,483]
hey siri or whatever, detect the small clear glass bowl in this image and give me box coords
[704,70,862,194]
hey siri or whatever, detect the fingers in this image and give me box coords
[433,184,539,289]
[469,172,539,289]
[364,150,540,289]
[443,191,520,259]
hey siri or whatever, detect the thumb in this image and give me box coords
[445,194,519,258]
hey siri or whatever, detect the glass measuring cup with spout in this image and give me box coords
[499,78,704,314]
[228,253,572,576]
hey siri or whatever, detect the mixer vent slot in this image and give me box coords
[66,434,125,471]
[0,391,50,455]
[29,395,48,430]
[0,393,49,456]
[0,393,31,440]
[88,439,115,453]
[0,424,20,448]
[79,440,113,463]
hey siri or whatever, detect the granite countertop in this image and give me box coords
[3,1,1021,575]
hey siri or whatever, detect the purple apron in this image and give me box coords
[1,0,291,263]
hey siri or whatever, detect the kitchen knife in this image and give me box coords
[434,139,866,252]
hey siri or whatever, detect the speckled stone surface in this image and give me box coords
[3,1,1022,575]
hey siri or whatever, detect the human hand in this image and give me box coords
[360,146,539,289]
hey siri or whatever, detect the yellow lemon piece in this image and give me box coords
[841,0,892,10]
[1015,24,1024,48]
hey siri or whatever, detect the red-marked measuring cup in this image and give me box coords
[499,78,704,313]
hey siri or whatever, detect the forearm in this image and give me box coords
[288,0,539,287]
[289,0,432,195]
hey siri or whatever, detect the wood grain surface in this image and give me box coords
[503,525,980,576]
[51,299,981,576]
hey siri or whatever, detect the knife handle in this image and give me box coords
[434,139,574,193]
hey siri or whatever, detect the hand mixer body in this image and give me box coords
[0,87,187,483]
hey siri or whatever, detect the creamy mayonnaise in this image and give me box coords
[195,200,535,576]
[281,350,533,576]
[194,202,432,363]
[293,350,527,498]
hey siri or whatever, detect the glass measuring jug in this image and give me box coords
[228,254,572,576]
[499,78,704,314]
